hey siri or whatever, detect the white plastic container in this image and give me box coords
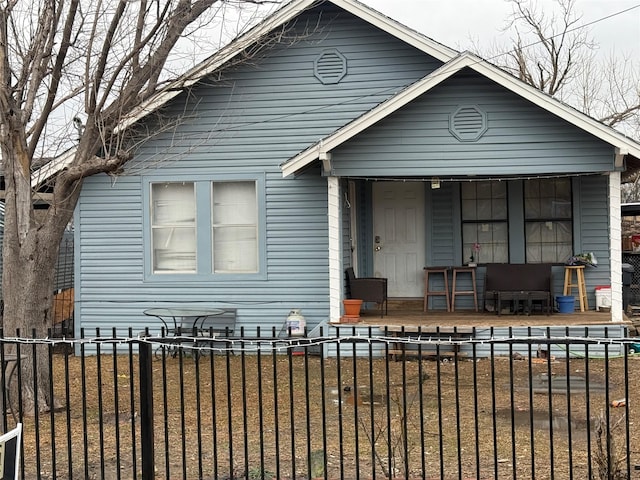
[595,286,612,311]
[285,309,306,336]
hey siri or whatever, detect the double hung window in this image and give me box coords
[150,180,258,275]
[524,178,572,263]
[461,181,509,263]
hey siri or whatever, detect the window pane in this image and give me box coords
[152,183,195,225]
[212,182,257,225]
[153,228,197,272]
[212,181,258,273]
[151,183,196,273]
[462,221,508,264]
[461,199,477,221]
[525,178,571,219]
[213,226,258,272]
[526,221,572,264]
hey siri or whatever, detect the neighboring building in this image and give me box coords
[35,0,640,334]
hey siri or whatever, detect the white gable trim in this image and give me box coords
[331,0,457,62]
[281,55,466,177]
[118,0,456,133]
[282,51,640,177]
[32,0,456,187]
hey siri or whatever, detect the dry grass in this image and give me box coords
[14,345,640,480]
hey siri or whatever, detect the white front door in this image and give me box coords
[372,182,425,298]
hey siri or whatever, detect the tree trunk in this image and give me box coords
[2,225,60,413]
[1,125,75,414]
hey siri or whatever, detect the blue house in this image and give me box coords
[38,0,640,335]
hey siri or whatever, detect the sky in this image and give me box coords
[361,0,640,58]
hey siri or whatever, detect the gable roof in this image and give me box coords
[31,0,457,188]
[281,51,640,177]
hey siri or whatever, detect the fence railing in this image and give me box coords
[0,326,638,480]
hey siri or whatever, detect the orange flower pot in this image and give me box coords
[342,299,363,317]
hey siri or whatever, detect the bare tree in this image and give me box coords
[483,0,640,139]
[501,0,595,96]
[0,0,276,413]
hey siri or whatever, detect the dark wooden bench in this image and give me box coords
[484,263,553,315]
[380,326,474,359]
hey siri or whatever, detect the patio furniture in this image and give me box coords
[484,263,553,315]
[563,265,588,312]
[2,354,27,421]
[143,307,227,335]
[143,307,228,357]
[423,266,450,312]
[451,266,478,312]
[345,268,388,317]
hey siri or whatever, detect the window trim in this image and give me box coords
[143,174,266,282]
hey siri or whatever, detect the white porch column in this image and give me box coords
[609,171,623,322]
[328,176,342,323]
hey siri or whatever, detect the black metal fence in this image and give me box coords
[0,327,639,480]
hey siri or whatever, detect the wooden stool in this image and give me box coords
[423,267,450,312]
[563,265,588,312]
[451,266,478,312]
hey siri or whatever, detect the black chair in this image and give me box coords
[345,267,388,317]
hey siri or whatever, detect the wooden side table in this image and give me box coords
[423,267,450,312]
[451,266,478,312]
[563,265,588,312]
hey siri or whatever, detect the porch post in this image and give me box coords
[609,171,623,323]
[328,176,342,323]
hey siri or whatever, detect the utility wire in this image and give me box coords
[488,2,640,61]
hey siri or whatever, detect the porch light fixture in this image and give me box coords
[431,178,441,189]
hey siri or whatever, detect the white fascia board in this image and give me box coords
[119,0,456,133]
[282,51,640,177]
[463,55,640,160]
[31,149,76,188]
[118,0,317,132]
[38,0,459,185]
[281,53,468,177]
[332,0,457,62]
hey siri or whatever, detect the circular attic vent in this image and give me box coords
[449,105,487,142]
[314,49,347,84]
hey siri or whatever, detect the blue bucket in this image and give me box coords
[556,295,575,314]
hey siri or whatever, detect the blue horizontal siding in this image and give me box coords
[76,5,442,333]
[331,70,614,176]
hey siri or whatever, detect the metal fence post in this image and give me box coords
[139,338,155,480]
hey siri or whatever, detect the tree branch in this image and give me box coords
[28,0,80,158]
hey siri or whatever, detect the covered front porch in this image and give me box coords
[327,173,626,324]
